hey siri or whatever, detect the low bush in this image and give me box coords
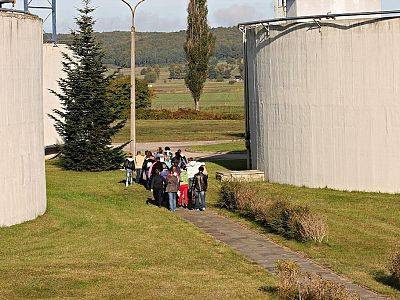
[219,180,242,210]
[137,108,243,120]
[219,181,328,243]
[263,200,309,240]
[390,252,400,286]
[276,260,360,300]
[276,260,301,299]
[298,213,328,243]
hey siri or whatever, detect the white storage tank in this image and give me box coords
[43,44,71,148]
[244,16,400,194]
[0,11,46,226]
[286,0,381,17]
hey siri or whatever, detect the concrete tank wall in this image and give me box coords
[245,17,400,193]
[43,44,71,147]
[0,11,46,226]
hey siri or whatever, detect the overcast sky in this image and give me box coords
[8,0,400,33]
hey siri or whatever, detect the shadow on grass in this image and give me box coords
[373,270,400,291]
[228,133,246,139]
[200,158,248,171]
[259,285,278,295]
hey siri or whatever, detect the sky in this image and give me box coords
[7,0,400,33]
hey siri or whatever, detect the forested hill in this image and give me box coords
[50,27,242,67]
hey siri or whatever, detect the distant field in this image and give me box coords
[114,119,244,143]
[119,67,244,112]
[152,79,244,111]
[114,68,245,143]
[153,93,243,111]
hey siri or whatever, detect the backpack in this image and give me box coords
[125,159,135,170]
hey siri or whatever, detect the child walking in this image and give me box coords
[178,167,189,208]
[124,152,135,187]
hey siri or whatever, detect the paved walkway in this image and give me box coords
[112,140,247,161]
[176,210,388,300]
[113,140,240,152]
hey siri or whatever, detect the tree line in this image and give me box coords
[46,27,242,68]
[51,0,233,170]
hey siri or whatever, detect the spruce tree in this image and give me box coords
[51,0,126,171]
[184,0,215,111]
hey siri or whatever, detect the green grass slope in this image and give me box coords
[0,162,275,299]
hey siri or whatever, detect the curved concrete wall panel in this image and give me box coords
[43,44,71,147]
[246,18,400,193]
[0,11,46,226]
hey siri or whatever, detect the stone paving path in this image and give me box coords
[112,140,247,161]
[176,210,388,300]
[113,140,240,152]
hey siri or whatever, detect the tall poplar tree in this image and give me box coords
[185,0,215,111]
[51,0,126,171]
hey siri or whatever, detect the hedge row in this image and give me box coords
[219,181,328,243]
[136,108,243,120]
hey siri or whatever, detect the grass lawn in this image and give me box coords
[189,141,247,154]
[114,119,244,143]
[0,161,276,299]
[205,160,400,298]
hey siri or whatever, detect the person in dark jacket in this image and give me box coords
[166,169,179,212]
[151,169,166,208]
[172,152,186,169]
[150,157,164,177]
[192,166,208,211]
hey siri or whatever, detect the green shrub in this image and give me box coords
[390,252,400,286]
[137,108,243,120]
[144,71,158,83]
[276,260,360,300]
[218,181,327,243]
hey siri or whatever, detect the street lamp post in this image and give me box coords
[121,0,146,156]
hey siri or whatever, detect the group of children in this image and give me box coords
[124,147,208,212]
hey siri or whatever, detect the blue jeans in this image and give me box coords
[188,178,194,207]
[195,191,206,210]
[126,169,133,186]
[168,193,177,211]
[136,168,142,183]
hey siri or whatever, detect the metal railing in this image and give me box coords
[238,9,400,28]
[0,0,57,44]
[0,7,26,13]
